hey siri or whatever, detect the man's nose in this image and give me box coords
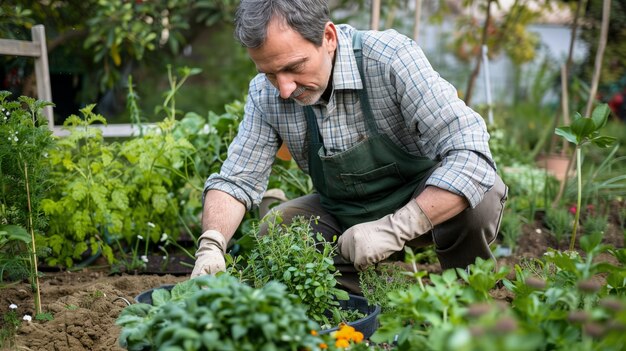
[276,74,297,99]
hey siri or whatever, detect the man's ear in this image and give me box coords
[323,22,338,53]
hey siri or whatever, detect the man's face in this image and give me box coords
[248,19,337,106]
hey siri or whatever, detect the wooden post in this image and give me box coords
[413,0,423,42]
[371,0,381,30]
[31,25,54,127]
[0,24,54,126]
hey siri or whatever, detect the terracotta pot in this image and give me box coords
[536,154,571,182]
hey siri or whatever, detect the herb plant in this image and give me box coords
[0,92,55,316]
[239,214,349,327]
[544,207,574,248]
[555,103,616,250]
[117,274,324,351]
[367,229,626,350]
[359,261,416,313]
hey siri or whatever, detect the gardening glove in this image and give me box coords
[337,199,433,271]
[191,230,226,278]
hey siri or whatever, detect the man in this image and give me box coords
[192,0,507,293]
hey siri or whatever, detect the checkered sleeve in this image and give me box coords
[391,38,496,207]
[203,77,280,210]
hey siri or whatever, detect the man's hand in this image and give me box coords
[337,199,433,271]
[191,230,227,277]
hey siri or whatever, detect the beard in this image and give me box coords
[290,85,325,106]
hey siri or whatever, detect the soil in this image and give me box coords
[1,205,623,351]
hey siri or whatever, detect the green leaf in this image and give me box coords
[555,126,578,145]
[0,224,31,244]
[71,181,88,201]
[231,324,247,340]
[591,103,610,129]
[152,288,171,307]
[570,117,595,141]
[111,189,129,210]
[73,241,88,258]
[333,289,349,301]
[579,231,603,253]
[590,135,616,148]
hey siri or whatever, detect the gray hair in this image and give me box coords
[234,0,330,48]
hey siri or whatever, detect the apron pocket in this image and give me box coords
[339,162,406,199]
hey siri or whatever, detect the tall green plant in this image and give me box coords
[0,92,55,315]
[555,103,616,250]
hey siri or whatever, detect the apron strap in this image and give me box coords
[305,106,322,144]
[351,30,379,136]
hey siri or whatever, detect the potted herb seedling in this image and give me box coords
[132,214,381,342]
[117,274,325,351]
[237,214,380,336]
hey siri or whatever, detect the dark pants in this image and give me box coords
[259,175,508,294]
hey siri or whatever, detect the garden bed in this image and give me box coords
[1,210,624,350]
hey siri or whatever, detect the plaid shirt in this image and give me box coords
[205,24,496,210]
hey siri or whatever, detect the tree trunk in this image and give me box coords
[464,0,493,105]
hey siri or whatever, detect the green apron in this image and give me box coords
[305,31,437,231]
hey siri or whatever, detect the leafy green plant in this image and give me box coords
[583,214,608,235]
[0,304,21,349]
[575,143,626,209]
[369,234,626,351]
[42,68,200,269]
[0,225,30,281]
[0,92,55,317]
[544,207,574,248]
[501,163,557,222]
[237,214,349,328]
[503,231,626,350]
[117,274,324,351]
[40,106,121,267]
[171,97,244,234]
[359,263,415,313]
[555,103,617,250]
[371,257,514,350]
[499,210,523,251]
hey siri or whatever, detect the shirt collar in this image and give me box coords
[332,24,363,91]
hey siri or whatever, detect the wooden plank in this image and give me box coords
[31,25,54,127]
[0,38,41,57]
[52,123,160,138]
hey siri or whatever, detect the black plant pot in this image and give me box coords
[319,294,381,339]
[135,284,381,339]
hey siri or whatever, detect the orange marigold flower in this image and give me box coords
[335,339,350,348]
[311,330,318,336]
[351,331,364,343]
[319,342,328,349]
[334,324,356,340]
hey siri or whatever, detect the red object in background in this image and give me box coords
[608,92,623,114]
